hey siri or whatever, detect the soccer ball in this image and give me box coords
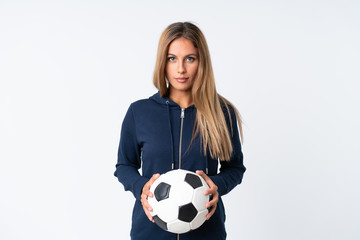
[148,169,210,234]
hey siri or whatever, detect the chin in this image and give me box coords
[172,87,193,93]
[169,83,191,91]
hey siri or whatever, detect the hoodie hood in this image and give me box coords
[149,91,195,109]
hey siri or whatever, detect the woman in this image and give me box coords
[114,22,246,240]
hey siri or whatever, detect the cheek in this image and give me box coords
[190,64,199,76]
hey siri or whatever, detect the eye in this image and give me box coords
[186,57,195,62]
[168,57,176,62]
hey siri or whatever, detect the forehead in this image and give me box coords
[168,37,198,55]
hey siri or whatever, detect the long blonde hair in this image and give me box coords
[153,22,244,161]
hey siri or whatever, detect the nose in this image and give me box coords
[177,61,186,74]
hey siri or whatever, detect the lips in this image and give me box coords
[175,77,189,83]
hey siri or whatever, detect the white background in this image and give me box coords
[1,0,359,239]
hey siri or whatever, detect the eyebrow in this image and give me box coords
[167,53,198,57]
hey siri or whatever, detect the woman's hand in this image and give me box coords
[196,170,219,220]
[141,173,160,223]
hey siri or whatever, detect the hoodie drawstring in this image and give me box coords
[205,157,209,175]
[166,101,175,170]
[202,148,209,175]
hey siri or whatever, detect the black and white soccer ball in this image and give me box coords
[148,169,210,234]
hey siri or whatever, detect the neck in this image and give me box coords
[169,89,193,108]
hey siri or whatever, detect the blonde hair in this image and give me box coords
[153,22,244,161]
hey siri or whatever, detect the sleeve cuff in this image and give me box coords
[209,175,227,196]
[133,176,150,201]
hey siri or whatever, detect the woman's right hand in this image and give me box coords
[141,173,160,223]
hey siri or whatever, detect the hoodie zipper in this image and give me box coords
[177,108,185,240]
[179,108,185,169]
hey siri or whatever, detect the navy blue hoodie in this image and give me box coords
[114,92,246,240]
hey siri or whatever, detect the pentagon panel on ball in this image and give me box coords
[148,169,210,234]
[185,173,203,189]
[154,182,171,201]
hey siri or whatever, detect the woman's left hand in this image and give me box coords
[196,170,219,220]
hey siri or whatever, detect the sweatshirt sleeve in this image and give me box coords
[209,105,246,196]
[114,103,149,201]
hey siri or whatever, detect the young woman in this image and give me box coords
[114,22,246,240]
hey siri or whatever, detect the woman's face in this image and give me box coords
[165,37,199,95]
